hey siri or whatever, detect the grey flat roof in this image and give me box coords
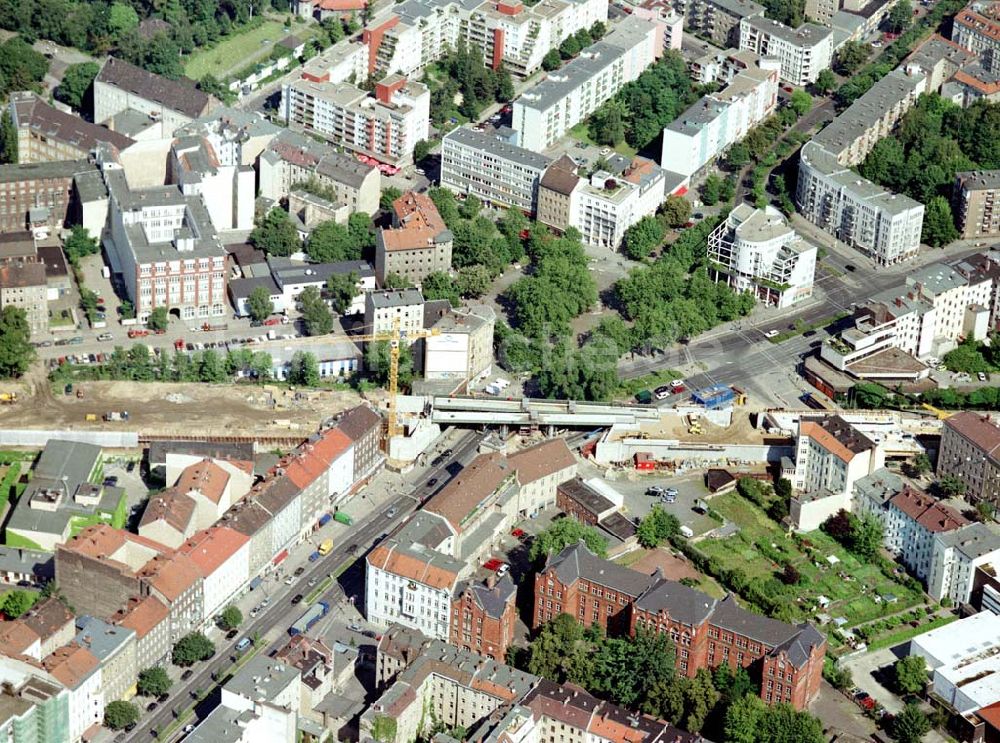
[0,160,97,184]
[368,288,424,308]
[936,522,1000,559]
[74,616,135,661]
[958,169,1000,191]
[744,16,831,45]
[224,655,299,703]
[707,0,763,17]
[0,547,54,580]
[515,17,653,113]
[813,68,925,158]
[445,126,553,171]
[269,257,373,287]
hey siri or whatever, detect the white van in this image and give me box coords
[679,525,694,538]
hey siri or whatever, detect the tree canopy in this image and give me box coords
[528,518,607,563]
[219,605,243,631]
[137,666,172,697]
[104,701,140,730]
[0,307,35,379]
[893,655,927,695]
[172,632,214,666]
[246,286,274,323]
[298,286,333,336]
[251,208,300,257]
[54,61,99,112]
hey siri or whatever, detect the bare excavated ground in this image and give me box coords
[0,372,364,439]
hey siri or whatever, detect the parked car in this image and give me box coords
[386,507,397,518]
[294,566,306,577]
[146,702,158,712]
[427,478,438,487]
[182,670,194,680]
[348,623,362,632]
[654,385,672,400]
[226,629,238,640]
[764,329,780,338]
[979,372,988,382]
[496,563,510,578]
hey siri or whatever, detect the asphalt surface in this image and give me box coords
[126,430,484,742]
[619,242,991,406]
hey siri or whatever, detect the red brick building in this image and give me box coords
[449,574,516,660]
[535,543,826,710]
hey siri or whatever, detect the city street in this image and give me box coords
[121,428,482,742]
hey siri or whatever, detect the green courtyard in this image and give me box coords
[695,491,929,637]
[184,19,309,81]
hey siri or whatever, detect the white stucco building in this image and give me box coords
[707,204,816,308]
[930,523,1000,605]
[179,526,250,623]
[738,16,833,86]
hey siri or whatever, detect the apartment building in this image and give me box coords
[113,595,171,670]
[661,54,779,177]
[440,125,553,214]
[279,423,356,525]
[633,0,684,56]
[938,411,1000,507]
[955,170,1000,239]
[102,160,227,324]
[168,135,255,233]
[797,68,926,264]
[364,288,425,343]
[707,204,817,309]
[366,0,608,80]
[953,3,1000,73]
[365,511,465,638]
[176,527,250,623]
[40,642,102,742]
[333,404,385,485]
[821,262,994,376]
[883,487,969,581]
[93,58,217,136]
[366,441,576,638]
[9,93,134,165]
[738,16,833,85]
[930,522,1000,605]
[536,542,827,709]
[0,659,71,743]
[376,191,453,287]
[281,74,430,165]
[683,0,764,46]
[0,160,103,235]
[0,261,48,335]
[258,130,380,215]
[512,16,658,152]
[424,304,496,387]
[450,575,517,660]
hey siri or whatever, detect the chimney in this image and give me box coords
[486,574,496,589]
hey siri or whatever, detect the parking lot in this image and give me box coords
[576,459,720,536]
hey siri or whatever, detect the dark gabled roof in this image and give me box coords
[543,542,656,598]
[148,440,255,467]
[540,156,580,196]
[10,94,134,154]
[96,57,212,119]
[709,594,799,648]
[334,404,382,442]
[458,575,516,619]
[597,512,637,541]
[635,577,717,627]
[769,623,825,668]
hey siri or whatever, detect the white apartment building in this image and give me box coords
[424,305,497,386]
[911,612,1000,715]
[882,487,968,582]
[566,157,667,248]
[796,68,927,264]
[707,204,817,308]
[281,75,430,165]
[365,512,462,639]
[930,523,1000,604]
[178,527,250,623]
[440,125,553,214]
[661,54,779,177]
[101,160,227,323]
[512,16,658,152]
[169,136,256,233]
[299,37,370,87]
[738,17,833,85]
[953,4,1000,73]
[821,262,994,374]
[369,0,608,80]
[789,414,883,530]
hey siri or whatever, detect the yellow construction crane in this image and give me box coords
[350,318,440,442]
[921,402,954,420]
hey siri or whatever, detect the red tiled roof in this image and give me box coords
[176,459,230,504]
[381,191,449,252]
[285,428,353,489]
[0,622,40,657]
[945,411,1000,456]
[507,439,576,485]
[139,553,202,602]
[889,486,969,533]
[115,595,169,639]
[42,643,99,688]
[178,527,249,577]
[367,544,459,590]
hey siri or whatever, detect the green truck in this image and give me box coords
[333,511,353,526]
[635,390,653,404]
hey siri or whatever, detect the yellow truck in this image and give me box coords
[85,413,98,422]
[318,538,333,556]
[0,392,17,405]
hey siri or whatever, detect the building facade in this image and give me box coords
[375,191,453,287]
[938,411,1000,507]
[955,170,1000,239]
[738,17,833,85]
[512,17,658,152]
[440,126,553,214]
[707,204,817,309]
[0,262,48,335]
[281,75,430,164]
[449,575,517,660]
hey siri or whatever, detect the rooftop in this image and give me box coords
[945,411,1000,457]
[937,522,1000,560]
[224,654,299,704]
[543,542,657,598]
[958,169,1000,191]
[73,615,135,662]
[444,126,553,171]
[743,16,832,45]
[178,527,250,577]
[96,57,213,119]
[799,415,875,462]
[10,93,134,154]
[368,288,425,309]
[367,513,464,590]
[0,262,47,290]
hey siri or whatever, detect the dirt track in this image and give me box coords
[0,372,365,439]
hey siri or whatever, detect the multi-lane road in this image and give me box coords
[619,241,992,406]
[126,430,484,742]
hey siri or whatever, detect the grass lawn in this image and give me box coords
[185,20,295,81]
[698,492,926,629]
[568,122,638,159]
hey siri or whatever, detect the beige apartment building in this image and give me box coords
[937,411,1000,507]
[955,170,1000,239]
[0,262,48,335]
[375,192,452,287]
